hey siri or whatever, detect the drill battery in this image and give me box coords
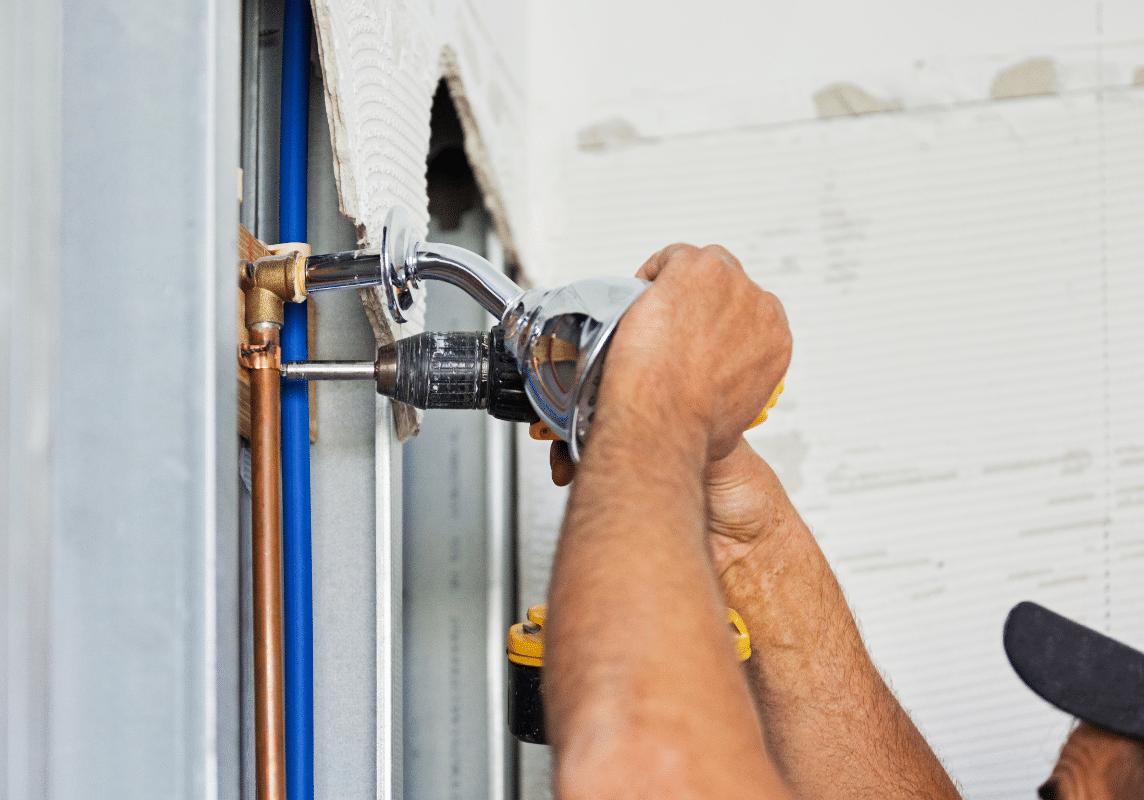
[505,604,752,745]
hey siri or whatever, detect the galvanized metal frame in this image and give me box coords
[2,0,242,797]
[2,0,61,796]
[401,212,516,800]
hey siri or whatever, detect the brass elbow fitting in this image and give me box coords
[240,250,309,327]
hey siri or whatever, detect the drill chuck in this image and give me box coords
[375,326,537,423]
[280,326,538,423]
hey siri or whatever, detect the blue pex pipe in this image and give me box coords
[279,1,314,799]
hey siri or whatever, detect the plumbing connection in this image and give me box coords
[289,205,649,460]
[238,207,646,800]
[239,204,786,800]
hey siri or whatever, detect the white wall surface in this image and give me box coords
[313,1,1144,798]
[519,2,1144,279]
[515,4,1144,800]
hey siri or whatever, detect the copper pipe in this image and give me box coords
[248,323,287,800]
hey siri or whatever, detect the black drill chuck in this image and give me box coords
[375,326,538,423]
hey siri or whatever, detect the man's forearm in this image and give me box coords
[544,405,790,800]
[717,455,962,800]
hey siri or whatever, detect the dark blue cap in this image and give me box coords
[1004,601,1144,743]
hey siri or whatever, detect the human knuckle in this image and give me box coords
[662,242,701,262]
[700,244,742,270]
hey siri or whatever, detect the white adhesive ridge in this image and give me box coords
[313,0,436,437]
[526,1,1144,157]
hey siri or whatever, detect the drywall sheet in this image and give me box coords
[523,1,1144,157]
[311,0,437,441]
[312,0,529,266]
[312,0,531,427]
[517,89,1144,799]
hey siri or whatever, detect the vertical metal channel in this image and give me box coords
[402,210,516,800]
[2,0,59,796]
[238,3,261,798]
[483,231,517,800]
[306,45,380,800]
[378,402,403,800]
[51,0,241,798]
[239,0,260,233]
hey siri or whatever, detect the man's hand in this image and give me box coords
[604,243,792,460]
[543,243,791,486]
[549,434,787,570]
[542,239,959,800]
[544,243,794,800]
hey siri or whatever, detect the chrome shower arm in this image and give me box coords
[411,242,521,319]
[304,248,383,292]
[301,206,522,323]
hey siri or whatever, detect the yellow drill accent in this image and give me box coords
[507,604,547,667]
[728,607,751,661]
[747,378,785,429]
[528,421,562,441]
[507,604,751,667]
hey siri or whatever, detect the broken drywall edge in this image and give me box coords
[814,83,902,119]
[312,0,535,433]
[1135,66,1144,87]
[439,46,522,271]
[990,57,1059,101]
[312,0,361,229]
[312,0,439,441]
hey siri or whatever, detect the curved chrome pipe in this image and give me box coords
[411,242,520,320]
[298,207,653,460]
[301,207,521,322]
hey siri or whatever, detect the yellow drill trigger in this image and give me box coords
[748,378,785,429]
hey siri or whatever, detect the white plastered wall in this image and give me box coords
[516,4,1144,800]
[311,1,1144,798]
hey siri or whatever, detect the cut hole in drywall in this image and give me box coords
[438,47,521,279]
[428,82,482,231]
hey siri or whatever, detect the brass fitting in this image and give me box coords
[240,250,309,327]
